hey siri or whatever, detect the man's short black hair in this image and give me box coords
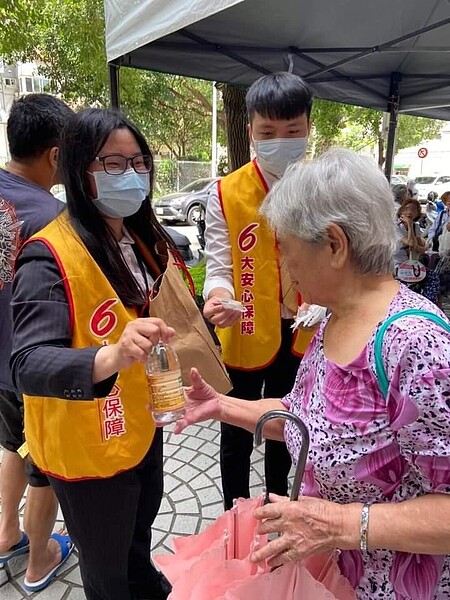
[7,93,73,160]
[246,72,313,122]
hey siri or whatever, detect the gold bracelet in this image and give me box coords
[360,503,371,552]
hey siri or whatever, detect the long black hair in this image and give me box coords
[58,108,175,306]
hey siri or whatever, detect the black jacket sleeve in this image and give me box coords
[10,241,117,399]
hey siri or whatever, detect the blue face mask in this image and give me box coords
[90,169,150,218]
[252,136,308,178]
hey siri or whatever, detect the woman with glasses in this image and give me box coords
[10,109,176,600]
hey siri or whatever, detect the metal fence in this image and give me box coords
[153,159,212,197]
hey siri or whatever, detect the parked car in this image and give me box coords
[153,177,219,226]
[415,175,450,200]
[390,174,407,186]
[53,189,197,265]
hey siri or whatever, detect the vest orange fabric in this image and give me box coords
[216,160,312,370]
[23,215,155,480]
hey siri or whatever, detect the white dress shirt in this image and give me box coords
[118,227,154,295]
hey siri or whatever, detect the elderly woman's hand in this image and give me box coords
[250,494,360,567]
[172,368,221,434]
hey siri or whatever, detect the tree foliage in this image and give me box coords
[0,0,223,159]
[311,100,443,165]
[1,0,107,103]
[121,70,224,159]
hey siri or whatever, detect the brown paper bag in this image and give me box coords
[148,250,232,394]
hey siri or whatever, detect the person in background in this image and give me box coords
[406,177,418,199]
[433,192,450,304]
[392,183,408,214]
[10,108,176,600]
[203,72,314,509]
[393,199,440,304]
[428,191,450,251]
[393,198,426,268]
[0,94,73,593]
[177,148,450,600]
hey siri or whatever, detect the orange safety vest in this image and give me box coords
[22,215,155,481]
[215,160,312,370]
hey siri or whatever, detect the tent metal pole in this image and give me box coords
[303,17,450,78]
[289,46,384,99]
[384,72,401,181]
[109,63,120,109]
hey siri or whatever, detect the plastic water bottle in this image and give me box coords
[146,342,186,426]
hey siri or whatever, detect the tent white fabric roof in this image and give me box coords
[104,0,450,121]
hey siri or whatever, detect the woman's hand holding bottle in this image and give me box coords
[93,318,175,383]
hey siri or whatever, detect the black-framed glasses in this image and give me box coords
[94,154,153,175]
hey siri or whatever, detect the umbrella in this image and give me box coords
[154,411,355,599]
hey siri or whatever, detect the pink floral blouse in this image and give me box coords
[282,285,450,599]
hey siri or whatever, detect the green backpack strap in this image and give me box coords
[374,309,450,398]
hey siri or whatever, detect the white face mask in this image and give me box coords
[90,169,150,218]
[253,136,308,178]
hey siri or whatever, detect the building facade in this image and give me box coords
[0,60,51,165]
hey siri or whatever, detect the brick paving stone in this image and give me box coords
[178,435,205,450]
[33,581,69,599]
[172,514,200,535]
[157,496,172,514]
[6,555,28,578]
[63,567,83,586]
[172,447,197,463]
[189,472,215,489]
[161,443,178,456]
[162,473,182,494]
[195,428,219,441]
[65,588,86,600]
[174,497,200,514]
[190,454,216,471]
[0,582,23,599]
[195,485,223,506]
[167,484,195,502]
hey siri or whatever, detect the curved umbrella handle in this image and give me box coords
[255,410,310,502]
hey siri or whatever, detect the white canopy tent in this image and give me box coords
[104,0,450,175]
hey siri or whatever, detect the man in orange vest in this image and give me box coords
[203,72,313,509]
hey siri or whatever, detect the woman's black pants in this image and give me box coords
[49,429,163,600]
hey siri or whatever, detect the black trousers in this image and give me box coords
[220,320,301,509]
[49,429,163,600]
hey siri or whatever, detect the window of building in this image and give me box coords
[19,76,51,94]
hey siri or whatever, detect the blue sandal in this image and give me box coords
[23,533,74,593]
[0,532,29,565]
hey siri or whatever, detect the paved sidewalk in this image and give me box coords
[0,420,266,599]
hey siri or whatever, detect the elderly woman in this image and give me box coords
[393,198,440,304]
[175,148,450,599]
[393,198,426,267]
[391,183,408,215]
